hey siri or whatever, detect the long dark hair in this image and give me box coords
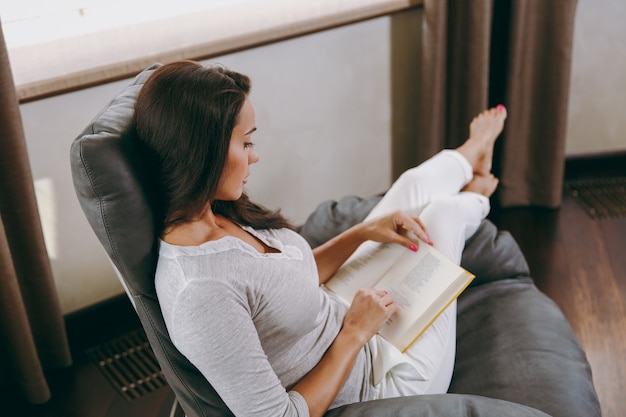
[133,60,293,232]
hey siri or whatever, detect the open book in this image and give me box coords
[324,239,474,352]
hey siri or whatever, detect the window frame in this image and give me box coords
[3,0,422,103]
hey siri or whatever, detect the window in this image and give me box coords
[1,0,421,102]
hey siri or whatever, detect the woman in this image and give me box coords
[133,60,507,417]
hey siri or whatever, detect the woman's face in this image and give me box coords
[215,96,259,201]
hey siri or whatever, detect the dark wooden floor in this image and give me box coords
[7,167,625,417]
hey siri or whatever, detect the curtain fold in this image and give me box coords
[0,21,71,404]
[413,0,578,207]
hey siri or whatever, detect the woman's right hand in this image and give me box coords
[341,289,399,345]
[293,289,399,416]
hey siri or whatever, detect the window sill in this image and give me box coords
[6,0,422,102]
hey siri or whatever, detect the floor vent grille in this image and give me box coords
[566,177,626,219]
[86,329,166,400]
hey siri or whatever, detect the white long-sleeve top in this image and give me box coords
[156,226,376,417]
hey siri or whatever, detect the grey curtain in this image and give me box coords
[0,21,71,404]
[402,0,578,207]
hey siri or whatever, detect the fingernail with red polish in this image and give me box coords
[497,104,506,112]
[409,244,418,252]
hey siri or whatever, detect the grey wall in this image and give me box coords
[21,13,416,313]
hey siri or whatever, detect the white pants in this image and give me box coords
[362,150,490,398]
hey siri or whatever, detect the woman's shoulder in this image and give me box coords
[155,238,248,310]
[155,238,247,294]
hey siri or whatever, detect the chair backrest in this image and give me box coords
[70,64,234,417]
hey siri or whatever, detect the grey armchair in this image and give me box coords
[71,64,601,417]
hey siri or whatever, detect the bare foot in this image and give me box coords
[462,173,499,198]
[457,105,507,175]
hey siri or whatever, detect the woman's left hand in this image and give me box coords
[314,210,432,284]
[359,210,432,251]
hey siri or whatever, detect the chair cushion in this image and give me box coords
[460,218,529,286]
[452,278,601,417]
[326,394,550,417]
[299,195,382,248]
[71,64,236,417]
[70,63,162,297]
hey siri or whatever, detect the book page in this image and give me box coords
[324,240,407,304]
[373,243,472,350]
[324,237,473,352]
